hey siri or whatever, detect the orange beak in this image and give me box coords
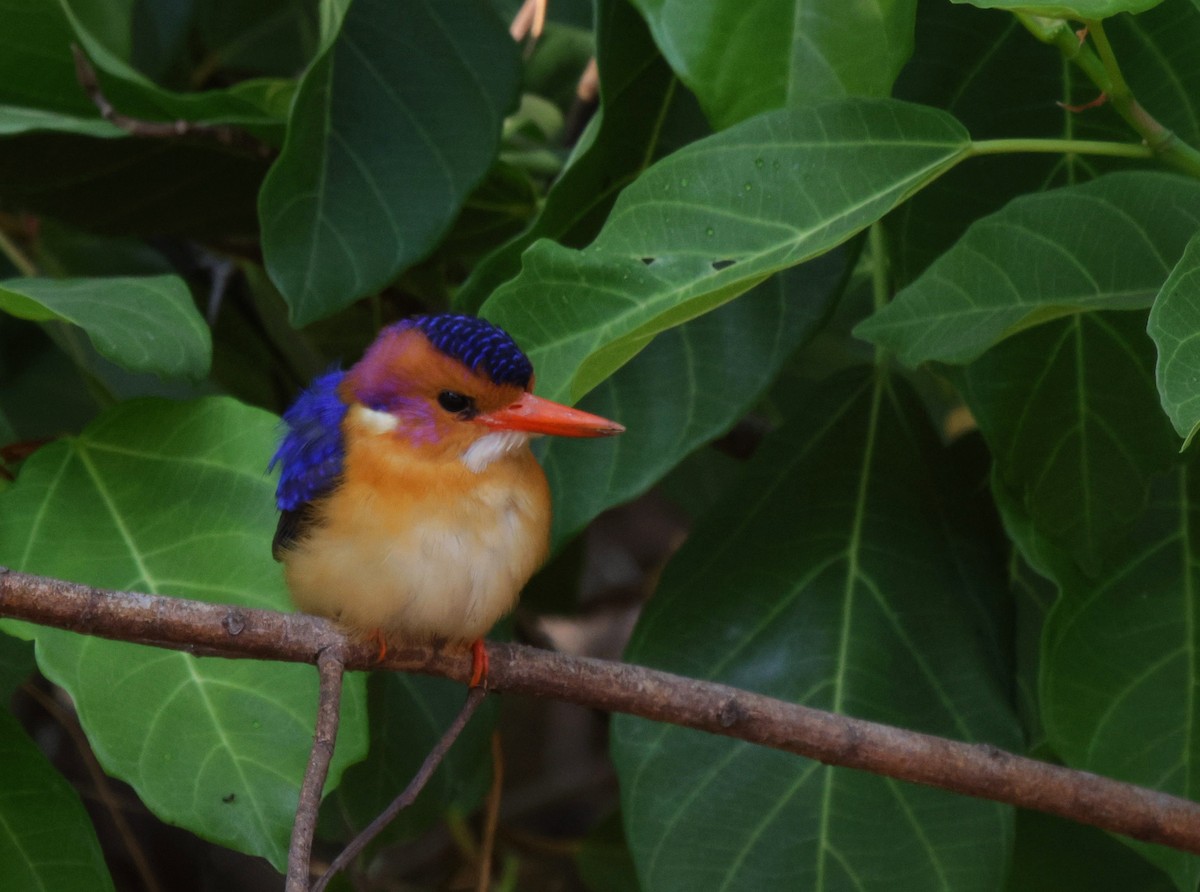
[477,393,624,438]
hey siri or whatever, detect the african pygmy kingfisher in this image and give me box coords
[270,314,623,685]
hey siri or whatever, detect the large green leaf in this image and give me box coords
[1034,464,1200,889]
[0,0,98,116]
[956,312,1176,571]
[482,98,971,404]
[0,710,114,891]
[856,173,1200,365]
[1102,0,1200,149]
[0,106,124,138]
[456,0,710,311]
[628,0,918,129]
[0,398,369,871]
[888,0,1075,284]
[1148,231,1200,445]
[259,0,520,325]
[950,0,1166,16]
[612,370,1019,891]
[959,310,1193,883]
[1006,809,1174,892]
[540,255,843,546]
[0,276,211,380]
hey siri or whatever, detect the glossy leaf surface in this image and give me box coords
[956,312,1175,571]
[1148,231,1200,445]
[856,173,1200,365]
[950,0,1165,16]
[959,312,1196,886]
[0,398,368,870]
[540,256,843,545]
[629,0,918,129]
[0,711,114,891]
[260,0,520,324]
[1037,465,1200,889]
[612,371,1019,891]
[483,99,971,403]
[0,276,211,380]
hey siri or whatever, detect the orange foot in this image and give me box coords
[469,639,489,689]
[368,628,388,663]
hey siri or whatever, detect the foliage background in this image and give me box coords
[1,0,1200,889]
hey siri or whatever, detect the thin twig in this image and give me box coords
[285,646,346,892]
[70,45,273,157]
[2,567,1200,856]
[311,687,489,892]
[477,732,504,892]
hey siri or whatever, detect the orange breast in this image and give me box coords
[279,412,552,643]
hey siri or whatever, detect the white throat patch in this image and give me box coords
[462,431,531,473]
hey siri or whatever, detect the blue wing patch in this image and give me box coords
[270,369,350,513]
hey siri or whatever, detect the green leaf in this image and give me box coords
[193,0,321,78]
[0,321,97,442]
[322,673,495,844]
[1148,231,1200,446]
[956,312,1176,571]
[612,370,1019,891]
[950,0,1166,17]
[856,172,1200,365]
[1104,0,1200,148]
[541,256,843,546]
[0,106,125,138]
[61,0,289,142]
[259,0,520,325]
[1006,809,1174,892]
[0,398,369,870]
[0,276,211,380]
[0,710,115,892]
[888,0,1075,284]
[1038,463,1200,888]
[483,98,971,404]
[455,0,710,311]
[629,0,918,129]
[0,0,98,116]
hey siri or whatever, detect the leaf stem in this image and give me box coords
[1016,14,1200,178]
[0,227,37,277]
[968,137,1153,160]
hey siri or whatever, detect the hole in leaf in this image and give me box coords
[711,259,736,271]
[640,257,656,265]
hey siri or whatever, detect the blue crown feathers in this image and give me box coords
[405,314,533,388]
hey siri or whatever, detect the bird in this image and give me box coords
[269,313,624,686]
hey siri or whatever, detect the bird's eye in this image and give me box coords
[437,390,474,416]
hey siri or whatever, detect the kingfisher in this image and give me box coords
[270,314,623,685]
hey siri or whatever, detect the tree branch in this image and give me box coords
[286,646,345,892]
[311,687,489,892]
[70,44,274,157]
[2,566,1200,855]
